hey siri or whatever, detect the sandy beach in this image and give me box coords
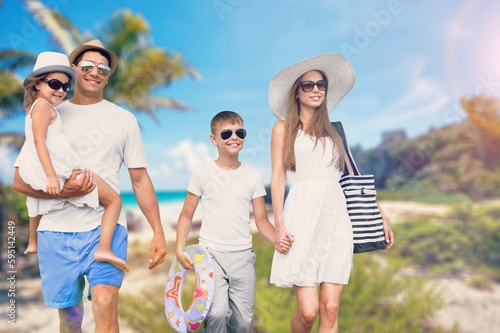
[1,200,499,332]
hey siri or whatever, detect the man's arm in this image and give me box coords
[128,168,167,270]
[13,168,96,199]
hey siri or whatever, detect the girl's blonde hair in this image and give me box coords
[282,70,345,172]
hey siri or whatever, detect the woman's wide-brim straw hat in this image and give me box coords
[68,39,118,74]
[23,52,76,89]
[268,54,355,120]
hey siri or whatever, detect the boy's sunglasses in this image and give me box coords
[300,80,328,92]
[41,79,72,92]
[220,128,247,140]
[80,60,111,76]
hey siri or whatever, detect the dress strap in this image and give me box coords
[28,98,57,116]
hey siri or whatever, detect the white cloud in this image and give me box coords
[167,140,214,172]
[373,56,451,127]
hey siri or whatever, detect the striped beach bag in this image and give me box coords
[332,122,387,253]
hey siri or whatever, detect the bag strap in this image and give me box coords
[331,121,361,176]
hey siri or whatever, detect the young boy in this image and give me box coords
[176,110,292,332]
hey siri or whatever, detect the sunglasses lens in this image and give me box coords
[220,130,232,140]
[220,129,246,140]
[44,79,70,92]
[236,129,247,139]
[80,61,95,72]
[98,65,111,76]
[81,61,110,76]
[301,82,314,92]
[47,80,62,90]
[316,81,327,91]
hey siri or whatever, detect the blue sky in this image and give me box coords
[1,0,499,191]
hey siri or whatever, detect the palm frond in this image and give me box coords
[24,0,82,53]
[0,132,25,150]
[0,71,25,118]
[0,50,37,71]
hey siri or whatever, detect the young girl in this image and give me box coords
[268,54,394,332]
[17,52,128,271]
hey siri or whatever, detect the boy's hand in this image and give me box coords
[277,235,293,254]
[177,251,194,271]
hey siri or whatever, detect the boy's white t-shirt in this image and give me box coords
[188,161,266,252]
[14,99,148,232]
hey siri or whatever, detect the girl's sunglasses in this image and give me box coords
[41,79,72,92]
[80,60,111,76]
[300,80,328,92]
[220,128,247,140]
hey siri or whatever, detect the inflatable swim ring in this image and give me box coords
[164,244,215,332]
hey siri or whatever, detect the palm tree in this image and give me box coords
[25,0,201,121]
[0,0,201,270]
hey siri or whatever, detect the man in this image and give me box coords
[13,40,167,332]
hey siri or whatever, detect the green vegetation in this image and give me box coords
[388,201,500,282]
[119,234,458,332]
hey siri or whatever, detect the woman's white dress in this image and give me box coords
[16,99,98,217]
[270,130,353,287]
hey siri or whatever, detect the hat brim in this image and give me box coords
[268,54,355,120]
[69,43,118,74]
[23,65,76,89]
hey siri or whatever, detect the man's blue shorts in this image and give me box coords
[37,225,128,308]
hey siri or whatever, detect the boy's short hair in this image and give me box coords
[210,111,244,134]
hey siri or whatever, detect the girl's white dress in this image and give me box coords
[270,130,353,287]
[16,99,98,217]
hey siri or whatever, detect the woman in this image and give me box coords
[268,54,394,332]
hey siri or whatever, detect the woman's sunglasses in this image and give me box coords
[80,60,111,76]
[300,80,328,92]
[41,79,72,92]
[220,128,247,140]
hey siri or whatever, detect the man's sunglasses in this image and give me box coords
[80,60,111,76]
[220,128,247,140]
[41,79,72,92]
[300,80,328,92]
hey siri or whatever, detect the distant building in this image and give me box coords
[380,129,406,149]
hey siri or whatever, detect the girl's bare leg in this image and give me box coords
[24,215,41,254]
[92,173,129,271]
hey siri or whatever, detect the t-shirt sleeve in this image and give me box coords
[123,118,149,168]
[187,168,202,197]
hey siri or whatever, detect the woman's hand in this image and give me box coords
[274,223,294,254]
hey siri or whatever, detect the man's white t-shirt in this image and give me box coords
[15,99,148,232]
[188,161,266,252]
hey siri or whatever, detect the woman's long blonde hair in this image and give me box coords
[282,70,345,172]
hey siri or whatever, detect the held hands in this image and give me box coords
[274,224,294,255]
[60,169,96,199]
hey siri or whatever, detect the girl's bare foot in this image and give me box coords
[24,243,38,255]
[94,249,129,272]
